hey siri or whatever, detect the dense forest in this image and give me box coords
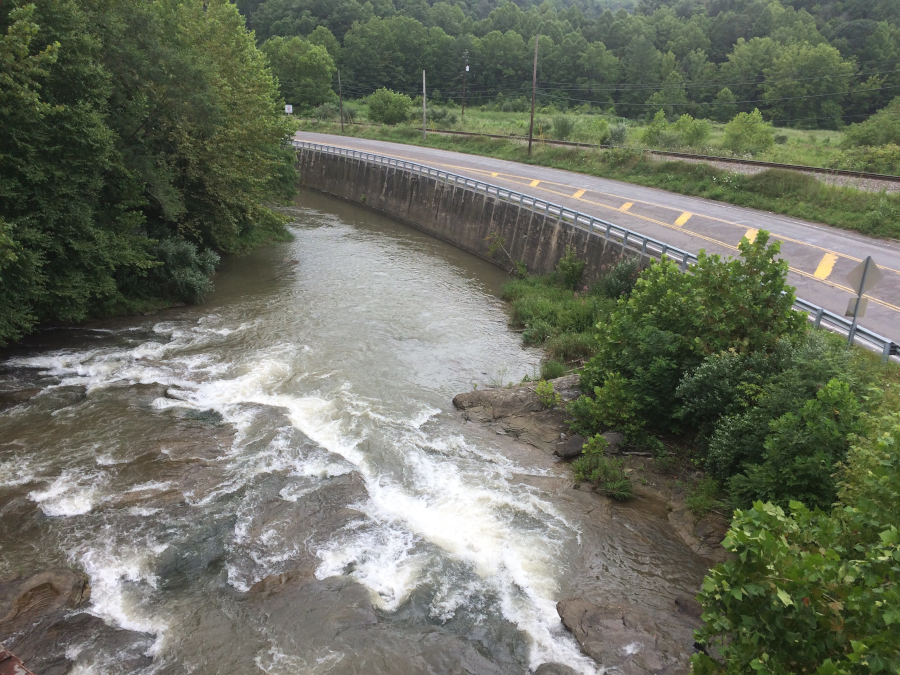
[242,0,900,128]
[0,0,296,346]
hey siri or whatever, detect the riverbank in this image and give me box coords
[297,120,900,241]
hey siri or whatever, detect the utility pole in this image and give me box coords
[338,70,345,133]
[423,70,427,142]
[462,50,469,125]
[528,34,540,156]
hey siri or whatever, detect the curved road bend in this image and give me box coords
[297,132,900,344]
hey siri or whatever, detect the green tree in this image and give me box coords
[762,41,855,128]
[261,36,336,109]
[711,86,737,122]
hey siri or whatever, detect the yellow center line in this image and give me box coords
[814,253,839,280]
[674,212,692,227]
[744,228,759,243]
[300,139,900,294]
[572,189,586,199]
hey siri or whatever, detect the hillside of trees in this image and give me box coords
[0,0,296,346]
[244,0,900,128]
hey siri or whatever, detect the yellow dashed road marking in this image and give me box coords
[620,202,633,212]
[529,179,541,187]
[490,172,498,177]
[814,253,840,280]
[744,228,759,243]
[572,189,586,199]
[674,212,692,227]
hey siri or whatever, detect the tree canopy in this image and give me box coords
[0,0,296,346]
[239,0,900,129]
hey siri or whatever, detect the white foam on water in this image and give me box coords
[316,521,424,611]
[76,540,170,656]
[6,312,596,672]
[28,469,105,516]
[0,456,42,488]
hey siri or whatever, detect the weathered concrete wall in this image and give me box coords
[296,149,651,282]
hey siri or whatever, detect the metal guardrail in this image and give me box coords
[294,140,900,361]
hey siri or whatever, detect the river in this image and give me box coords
[0,191,706,674]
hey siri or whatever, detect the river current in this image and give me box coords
[0,191,705,674]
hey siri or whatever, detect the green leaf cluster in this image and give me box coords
[694,416,900,673]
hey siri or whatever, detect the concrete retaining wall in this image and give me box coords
[296,148,650,281]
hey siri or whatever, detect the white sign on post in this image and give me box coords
[285,104,293,114]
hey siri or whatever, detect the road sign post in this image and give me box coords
[845,256,883,346]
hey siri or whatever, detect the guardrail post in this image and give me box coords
[882,342,892,363]
[814,308,824,328]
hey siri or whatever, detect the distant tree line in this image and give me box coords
[243,0,900,128]
[0,0,296,346]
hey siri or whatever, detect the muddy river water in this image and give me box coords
[0,191,707,674]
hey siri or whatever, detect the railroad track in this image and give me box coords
[305,122,900,184]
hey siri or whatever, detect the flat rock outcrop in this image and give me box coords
[557,598,692,675]
[452,375,581,452]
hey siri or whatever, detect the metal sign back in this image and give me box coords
[846,256,883,295]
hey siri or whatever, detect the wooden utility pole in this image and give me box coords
[338,70,345,133]
[528,34,540,156]
[422,70,427,142]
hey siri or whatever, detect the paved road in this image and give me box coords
[298,131,900,344]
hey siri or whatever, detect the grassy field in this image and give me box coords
[298,118,900,240]
[324,101,850,169]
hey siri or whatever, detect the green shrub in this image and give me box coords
[568,371,643,438]
[581,231,806,429]
[553,115,575,140]
[730,379,862,510]
[841,97,900,148]
[673,114,711,147]
[828,144,900,176]
[573,435,633,500]
[721,108,775,156]
[541,359,567,380]
[522,319,553,345]
[367,88,413,125]
[591,256,640,299]
[609,123,627,145]
[145,238,219,304]
[555,245,585,289]
[693,413,900,675]
[677,332,867,497]
[685,477,725,517]
[535,379,562,408]
[590,118,610,144]
[641,111,710,149]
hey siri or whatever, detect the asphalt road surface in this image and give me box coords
[297,132,900,344]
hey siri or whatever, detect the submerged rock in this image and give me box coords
[556,598,691,675]
[534,663,580,674]
[0,568,153,675]
[0,388,42,412]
